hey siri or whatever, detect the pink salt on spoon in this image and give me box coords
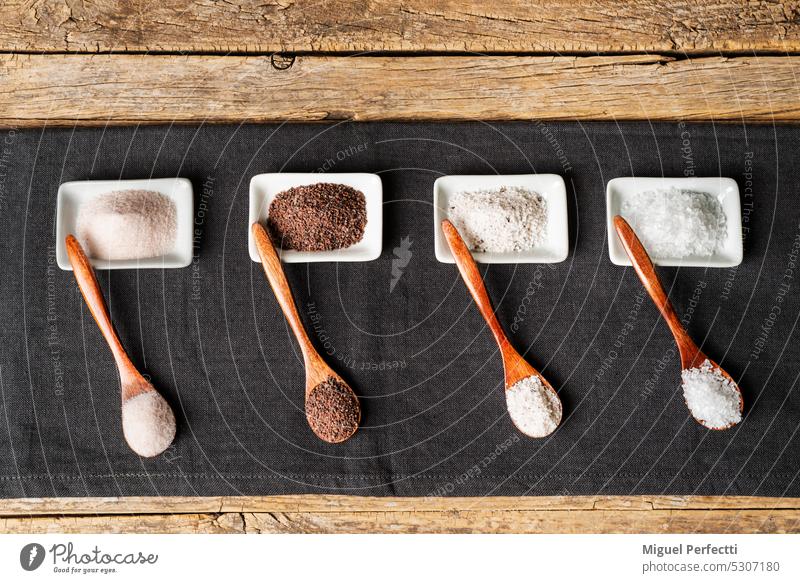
[66,235,176,456]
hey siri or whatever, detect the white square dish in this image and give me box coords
[606,177,743,267]
[248,173,382,263]
[56,177,194,270]
[433,174,569,264]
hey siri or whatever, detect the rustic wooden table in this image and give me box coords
[1,1,798,534]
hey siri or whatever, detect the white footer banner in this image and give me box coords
[0,534,797,581]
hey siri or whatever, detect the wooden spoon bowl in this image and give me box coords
[613,216,744,430]
[441,220,562,437]
[251,223,360,444]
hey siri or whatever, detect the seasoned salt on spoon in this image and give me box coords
[613,216,743,430]
[65,235,176,456]
[441,220,562,438]
[251,223,361,443]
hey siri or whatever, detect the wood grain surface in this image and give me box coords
[3,495,800,514]
[0,496,797,534]
[1,1,798,54]
[3,53,800,126]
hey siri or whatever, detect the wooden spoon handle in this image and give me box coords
[65,235,138,381]
[251,223,322,369]
[441,220,512,351]
[613,216,694,349]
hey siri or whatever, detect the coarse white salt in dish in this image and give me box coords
[620,187,727,259]
[448,186,548,253]
[505,375,562,438]
[681,360,742,430]
[76,189,177,261]
[121,391,177,457]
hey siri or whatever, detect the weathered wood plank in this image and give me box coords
[0,513,244,534]
[1,1,798,54]
[2,53,799,126]
[2,508,797,533]
[239,509,800,534]
[1,495,798,516]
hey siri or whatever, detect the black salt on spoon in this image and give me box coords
[306,377,360,443]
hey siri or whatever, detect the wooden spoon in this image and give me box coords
[441,220,562,437]
[613,216,744,430]
[65,235,176,457]
[251,223,360,444]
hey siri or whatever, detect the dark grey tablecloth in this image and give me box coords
[0,122,797,498]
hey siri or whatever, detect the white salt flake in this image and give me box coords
[505,375,562,437]
[621,188,726,259]
[681,360,742,429]
[448,186,547,253]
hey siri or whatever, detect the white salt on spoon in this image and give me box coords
[506,375,562,437]
[66,235,176,457]
[614,217,743,430]
[442,220,563,438]
[681,360,742,430]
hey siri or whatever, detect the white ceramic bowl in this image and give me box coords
[56,177,194,270]
[248,173,382,263]
[433,174,569,264]
[606,177,743,267]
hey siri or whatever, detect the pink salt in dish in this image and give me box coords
[76,189,177,261]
